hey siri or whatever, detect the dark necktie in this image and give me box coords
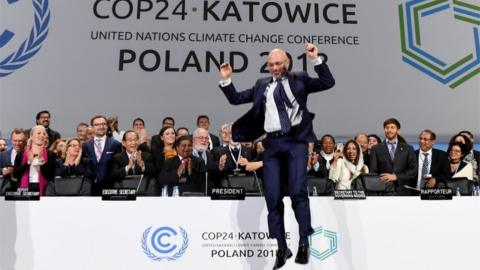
[421,153,430,188]
[232,147,239,157]
[273,79,292,133]
[387,141,396,161]
[182,158,190,178]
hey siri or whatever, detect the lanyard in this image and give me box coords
[229,146,242,169]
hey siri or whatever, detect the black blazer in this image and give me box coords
[415,148,451,187]
[194,150,222,192]
[158,156,206,195]
[220,63,335,142]
[214,145,253,177]
[209,133,220,150]
[55,158,89,178]
[369,141,418,195]
[110,151,156,181]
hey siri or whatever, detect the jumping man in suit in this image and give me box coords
[219,43,335,269]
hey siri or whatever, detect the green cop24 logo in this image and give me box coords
[398,0,479,88]
[0,0,50,77]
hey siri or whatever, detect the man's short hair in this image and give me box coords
[175,135,192,147]
[76,122,88,129]
[196,115,209,125]
[193,128,208,138]
[90,115,107,126]
[319,134,336,145]
[162,116,175,125]
[420,129,436,140]
[36,110,50,120]
[122,130,139,141]
[383,118,401,129]
[11,128,25,138]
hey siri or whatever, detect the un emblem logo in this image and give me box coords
[398,0,480,89]
[0,0,50,77]
[141,226,189,262]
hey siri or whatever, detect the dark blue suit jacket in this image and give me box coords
[0,149,13,176]
[82,137,121,185]
[220,63,335,143]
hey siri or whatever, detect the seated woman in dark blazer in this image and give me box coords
[447,142,473,180]
[13,125,56,196]
[55,138,87,177]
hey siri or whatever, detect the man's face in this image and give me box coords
[193,130,209,152]
[220,128,231,144]
[268,50,289,79]
[355,134,368,153]
[92,118,107,137]
[176,129,189,139]
[122,132,139,154]
[36,113,50,128]
[11,132,26,151]
[419,131,435,152]
[163,119,174,128]
[384,124,399,141]
[77,125,88,140]
[321,137,335,154]
[197,118,210,130]
[176,139,192,158]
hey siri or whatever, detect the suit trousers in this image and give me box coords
[263,135,314,241]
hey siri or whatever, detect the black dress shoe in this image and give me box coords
[272,248,292,270]
[294,245,310,264]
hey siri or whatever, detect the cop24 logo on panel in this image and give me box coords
[141,226,189,262]
[309,226,338,261]
[0,0,50,77]
[398,0,480,89]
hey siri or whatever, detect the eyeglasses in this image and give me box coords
[419,137,432,141]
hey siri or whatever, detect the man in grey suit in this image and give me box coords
[369,118,418,195]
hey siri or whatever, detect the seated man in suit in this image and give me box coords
[111,130,156,181]
[82,115,122,195]
[369,118,418,195]
[1,129,27,180]
[214,135,254,180]
[192,128,221,194]
[196,115,220,151]
[415,129,450,189]
[158,135,206,196]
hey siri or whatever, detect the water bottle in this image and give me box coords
[456,186,461,196]
[312,186,318,196]
[161,185,168,197]
[172,186,180,197]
